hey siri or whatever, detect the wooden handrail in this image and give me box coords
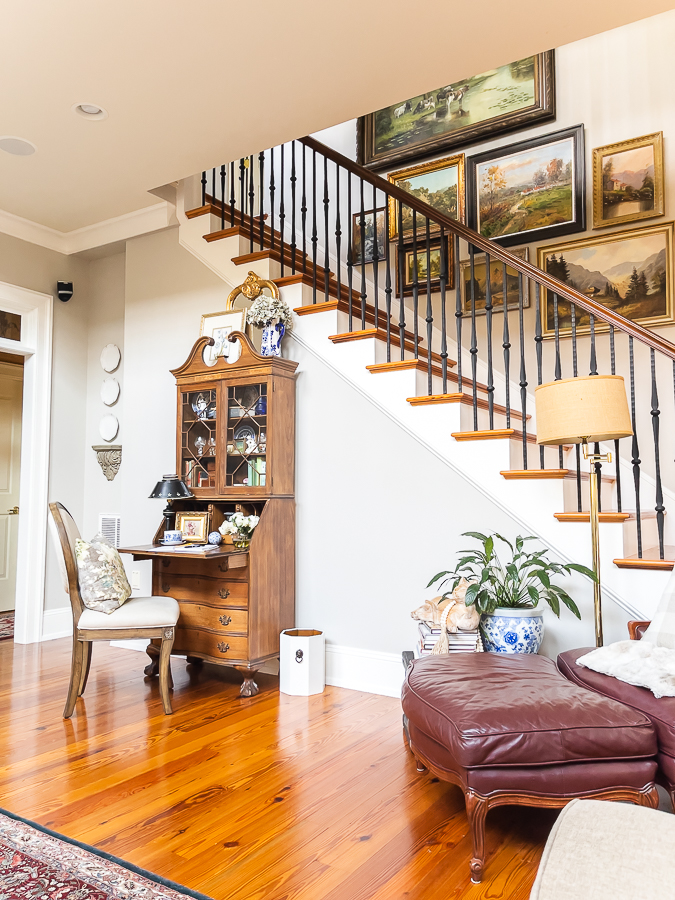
[300,135,675,362]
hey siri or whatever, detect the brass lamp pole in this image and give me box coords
[535,376,633,647]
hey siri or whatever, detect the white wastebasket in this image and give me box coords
[280,629,325,696]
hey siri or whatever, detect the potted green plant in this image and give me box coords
[427,532,596,653]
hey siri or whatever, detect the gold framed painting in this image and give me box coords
[396,235,454,297]
[175,511,210,543]
[387,154,465,241]
[537,221,674,337]
[593,132,664,229]
[199,309,246,365]
[460,248,529,315]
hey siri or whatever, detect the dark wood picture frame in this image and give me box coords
[351,207,386,265]
[357,52,555,171]
[396,235,454,297]
[466,124,586,248]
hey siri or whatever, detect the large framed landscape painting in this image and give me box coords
[467,125,585,248]
[593,132,664,228]
[358,52,555,170]
[537,222,674,337]
[387,154,464,240]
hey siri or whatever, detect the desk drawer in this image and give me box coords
[177,603,248,634]
[157,574,248,606]
[173,627,249,662]
[157,556,248,579]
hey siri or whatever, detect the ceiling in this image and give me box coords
[1,1,672,233]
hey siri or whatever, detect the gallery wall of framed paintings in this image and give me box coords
[346,16,675,340]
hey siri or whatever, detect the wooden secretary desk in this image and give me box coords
[120,332,297,696]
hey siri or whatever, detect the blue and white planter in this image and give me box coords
[480,608,544,654]
[261,321,285,357]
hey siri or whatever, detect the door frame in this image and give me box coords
[0,281,53,643]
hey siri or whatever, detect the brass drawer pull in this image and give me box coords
[217,642,230,653]
[218,588,230,599]
[219,614,232,627]
[162,583,170,593]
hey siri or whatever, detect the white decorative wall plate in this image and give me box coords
[100,377,120,406]
[100,343,121,373]
[99,413,119,442]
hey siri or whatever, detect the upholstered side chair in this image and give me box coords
[48,501,180,718]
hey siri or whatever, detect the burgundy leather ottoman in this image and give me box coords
[558,647,675,805]
[402,653,658,883]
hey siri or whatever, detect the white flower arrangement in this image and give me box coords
[219,513,260,538]
[246,293,293,331]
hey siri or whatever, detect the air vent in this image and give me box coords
[99,514,121,547]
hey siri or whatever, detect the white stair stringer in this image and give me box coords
[175,182,670,633]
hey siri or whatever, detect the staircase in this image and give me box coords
[175,135,675,626]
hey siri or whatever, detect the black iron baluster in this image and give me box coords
[411,211,419,358]
[372,183,380,331]
[312,150,318,305]
[279,146,285,277]
[589,314,598,375]
[609,325,622,513]
[518,272,527,468]
[359,179,367,330]
[239,159,246,222]
[503,263,511,430]
[535,283,543,468]
[211,168,216,203]
[220,165,226,231]
[397,204,406,361]
[651,349,665,558]
[229,161,236,229]
[384,200,392,363]
[335,164,342,308]
[269,148,275,252]
[469,243,478,429]
[347,172,353,331]
[301,144,307,276]
[485,252,494,429]
[439,226,448,394]
[248,155,255,252]
[258,152,265,250]
[425,218,433,395]
[629,337,643,558]
[201,171,206,207]
[454,234,462,393]
[570,302,581,509]
[323,157,330,305]
[290,141,297,275]
[553,293,563,468]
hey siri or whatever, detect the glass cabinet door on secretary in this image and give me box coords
[179,384,218,493]
[225,382,268,490]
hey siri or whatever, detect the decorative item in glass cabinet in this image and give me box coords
[255,395,267,415]
[207,436,216,456]
[258,431,267,453]
[194,435,206,457]
[191,393,214,419]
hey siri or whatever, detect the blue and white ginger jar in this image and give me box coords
[480,608,544,654]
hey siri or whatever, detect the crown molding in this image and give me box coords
[0,201,176,256]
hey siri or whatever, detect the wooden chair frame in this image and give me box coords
[49,502,175,717]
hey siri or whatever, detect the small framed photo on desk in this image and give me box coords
[175,511,210,543]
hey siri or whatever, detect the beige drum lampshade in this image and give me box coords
[535,375,633,446]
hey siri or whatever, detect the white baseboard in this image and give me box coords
[325,643,404,698]
[109,639,148,652]
[41,607,73,641]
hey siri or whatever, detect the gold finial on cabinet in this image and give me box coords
[226,271,279,310]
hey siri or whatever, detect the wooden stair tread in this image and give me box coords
[329,330,456,367]
[452,428,539,446]
[408,393,529,422]
[554,512,630,523]
[500,468,615,483]
[614,549,675,570]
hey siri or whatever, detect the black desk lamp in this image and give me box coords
[149,474,194,533]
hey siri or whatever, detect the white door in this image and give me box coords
[0,361,23,612]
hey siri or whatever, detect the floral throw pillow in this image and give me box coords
[75,534,131,614]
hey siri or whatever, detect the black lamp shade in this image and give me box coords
[149,474,194,500]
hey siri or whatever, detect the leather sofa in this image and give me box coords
[558,620,675,808]
[401,653,658,883]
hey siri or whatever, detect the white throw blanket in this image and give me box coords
[577,640,675,699]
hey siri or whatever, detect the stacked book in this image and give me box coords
[417,621,483,656]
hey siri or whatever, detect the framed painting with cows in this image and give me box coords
[357,51,555,170]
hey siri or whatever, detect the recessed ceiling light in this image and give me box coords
[0,136,36,156]
[72,103,108,121]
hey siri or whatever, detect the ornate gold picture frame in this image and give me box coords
[592,132,664,229]
[387,154,465,241]
[175,511,210,543]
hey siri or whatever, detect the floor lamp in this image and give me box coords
[534,375,633,647]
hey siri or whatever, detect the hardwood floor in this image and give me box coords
[0,639,554,898]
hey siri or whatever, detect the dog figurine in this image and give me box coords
[410,578,479,633]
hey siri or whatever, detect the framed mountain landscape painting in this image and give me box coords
[593,132,664,228]
[357,52,555,170]
[467,125,585,247]
[537,221,674,337]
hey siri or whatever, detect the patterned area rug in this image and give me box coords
[0,612,14,642]
[0,809,214,899]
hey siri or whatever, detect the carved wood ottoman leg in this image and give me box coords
[144,641,160,677]
[465,791,489,884]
